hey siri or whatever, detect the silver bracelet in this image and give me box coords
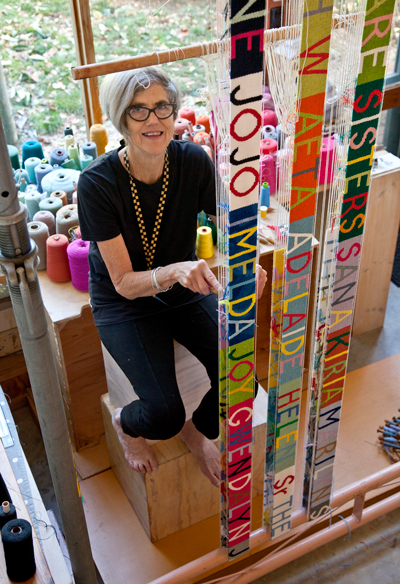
[151,266,173,293]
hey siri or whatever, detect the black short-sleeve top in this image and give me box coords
[77,140,216,325]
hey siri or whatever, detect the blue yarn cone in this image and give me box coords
[24,157,41,184]
[49,147,69,167]
[34,163,53,193]
[7,145,20,170]
[14,169,30,184]
[260,182,270,208]
[82,141,97,160]
[22,140,44,166]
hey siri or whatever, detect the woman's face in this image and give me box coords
[125,83,175,160]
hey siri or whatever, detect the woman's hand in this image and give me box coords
[172,260,222,296]
[256,263,267,299]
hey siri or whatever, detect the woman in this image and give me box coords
[78,66,266,488]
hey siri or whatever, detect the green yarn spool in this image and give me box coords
[24,157,41,183]
[80,154,93,170]
[68,144,81,170]
[61,158,78,170]
[39,197,63,217]
[7,145,20,170]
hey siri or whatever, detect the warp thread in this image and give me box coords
[89,124,108,156]
[56,206,79,240]
[67,239,90,292]
[46,234,71,282]
[28,221,49,270]
[39,197,63,217]
[2,519,36,582]
[33,210,56,236]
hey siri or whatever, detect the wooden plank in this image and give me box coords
[353,169,400,335]
[382,82,400,111]
[79,0,102,125]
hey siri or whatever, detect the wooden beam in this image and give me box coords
[383,82,400,110]
[78,0,102,124]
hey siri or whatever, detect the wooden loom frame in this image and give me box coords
[68,3,400,583]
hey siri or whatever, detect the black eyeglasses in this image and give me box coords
[125,103,176,122]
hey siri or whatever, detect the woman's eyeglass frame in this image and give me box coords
[125,103,176,122]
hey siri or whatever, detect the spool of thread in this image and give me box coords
[41,169,80,201]
[178,107,196,126]
[68,144,81,170]
[205,216,217,245]
[264,131,277,141]
[318,135,336,185]
[262,124,276,136]
[196,226,214,259]
[22,140,44,166]
[89,124,108,155]
[80,154,93,170]
[67,239,90,292]
[260,206,268,218]
[14,169,29,184]
[182,130,192,142]
[64,126,73,136]
[260,182,270,208]
[262,94,275,111]
[192,124,206,135]
[17,191,25,204]
[72,191,78,204]
[49,147,69,167]
[65,134,74,150]
[24,157,41,183]
[46,235,71,282]
[24,189,43,220]
[33,210,56,235]
[174,118,191,139]
[82,142,97,160]
[262,109,278,127]
[2,519,36,582]
[19,178,27,194]
[39,197,63,217]
[7,145,20,170]
[56,206,79,239]
[34,163,53,193]
[260,155,276,194]
[0,473,12,505]
[196,114,210,134]
[28,222,49,270]
[61,158,78,170]
[50,189,67,206]
[260,138,278,156]
[194,132,210,146]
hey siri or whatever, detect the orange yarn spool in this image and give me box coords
[46,234,71,282]
[193,132,210,146]
[89,124,108,156]
[50,190,67,206]
[196,115,210,134]
[178,107,196,126]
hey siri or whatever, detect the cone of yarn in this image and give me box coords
[39,197,63,217]
[18,192,25,204]
[24,157,41,183]
[82,142,97,159]
[33,210,56,235]
[67,239,90,292]
[24,190,43,220]
[178,107,196,126]
[56,206,79,240]
[34,163,53,193]
[7,145,20,170]
[65,134,74,150]
[14,169,29,184]
[49,147,69,167]
[64,127,73,136]
[182,130,192,142]
[89,124,108,156]
[261,109,278,127]
[46,235,71,282]
[80,154,93,170]
[50,190,67,206]
[192,124,205,135]
[56,203,77,219]
[260,155,276,194]
[196,226,214,259]
[41,169,80,200]
[193,132,210,146]
[68,144,81,170]
[196,114,210,134]
[260,138,278,156]
[28,221,49,270]
[72,191,78,204]
[174,118,191,139]
[22,140,44,165]
[61,158,78,170]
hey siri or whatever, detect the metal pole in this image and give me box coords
[0,115,97,584]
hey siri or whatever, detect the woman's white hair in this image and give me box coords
[99,66,181,142]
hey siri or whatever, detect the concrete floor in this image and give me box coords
[10,282,400,584]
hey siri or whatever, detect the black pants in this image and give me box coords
[97,294,219,441]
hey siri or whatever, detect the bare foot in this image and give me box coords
[180,419,220,487]
[112,408,158,474]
